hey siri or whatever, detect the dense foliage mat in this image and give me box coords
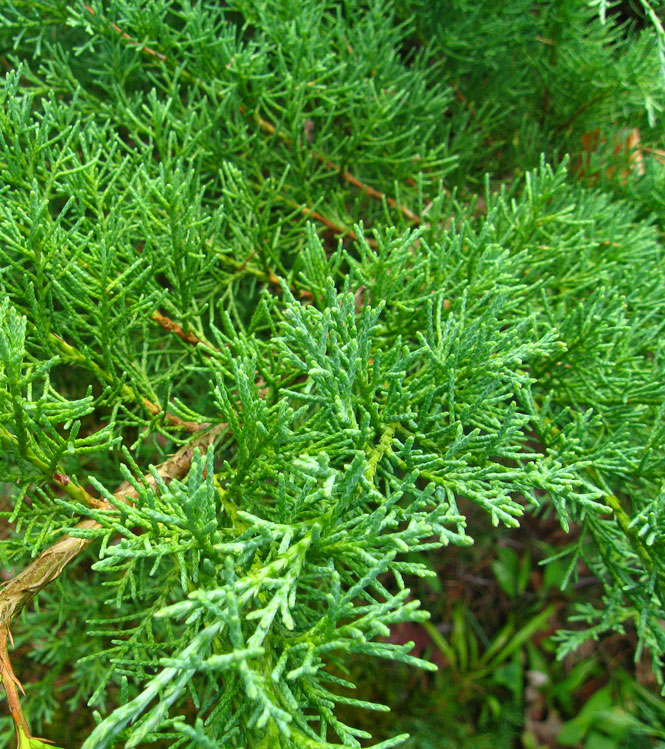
[1,1,665,746]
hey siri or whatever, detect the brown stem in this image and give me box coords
[323,158,421,225]
[151,310,208,347]
[0,422,226,741]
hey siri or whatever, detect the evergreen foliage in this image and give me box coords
[0,1,664,746]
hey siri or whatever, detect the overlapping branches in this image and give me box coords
[0,1,664,748]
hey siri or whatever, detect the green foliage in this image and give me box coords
[0,0,664,747]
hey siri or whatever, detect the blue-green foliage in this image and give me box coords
[0,1,664,747]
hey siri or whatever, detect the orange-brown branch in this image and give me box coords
[151,310,206,347]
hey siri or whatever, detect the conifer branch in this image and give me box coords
[80,1,420,231]
[245,106,421,224]
[0,423,105,510]
[2,2,665,744]
[51,330,205,433]
[80,2,166,62]
[0,422,226,744]
[290,199,379,247]
[595,480,665,606]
